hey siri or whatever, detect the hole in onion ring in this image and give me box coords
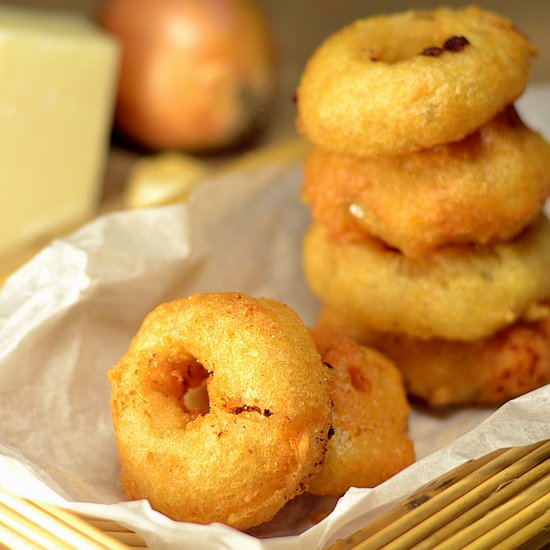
[178,358,210,418]
[146,355,210,419]
[183,380,210,417]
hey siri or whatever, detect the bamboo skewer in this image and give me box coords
[0,519,45,550]
[32,501,136,549]
[76,516,148,548]
[0,494,86,550]
[458,482,550,549]
[490,508,550,550]
[0,488,134,549]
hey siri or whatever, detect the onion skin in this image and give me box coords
[99,0,276,152]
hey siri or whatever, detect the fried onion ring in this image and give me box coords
[303,217,550,341]
[308,326,414,495]
[296,7,536,156]
[318,305,550,407]
[109,292,332,529]
[302,107,550,258]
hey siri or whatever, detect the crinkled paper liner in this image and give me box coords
[1,85,550,550]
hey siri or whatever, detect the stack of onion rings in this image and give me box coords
[296,6,550,407]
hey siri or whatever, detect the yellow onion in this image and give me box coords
[99,0,276,151]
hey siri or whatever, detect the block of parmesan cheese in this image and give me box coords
[0,5,119,258]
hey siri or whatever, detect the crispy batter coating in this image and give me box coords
[296,6,536,156]
[318,305,550,407]
[303,217,550,341]
[109,292,332,530]
[308,327,414,495]
[302,107,550,258]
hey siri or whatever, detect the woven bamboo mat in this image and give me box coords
[328,438,550,550]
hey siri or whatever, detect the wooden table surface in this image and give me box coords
[2,0,550,277]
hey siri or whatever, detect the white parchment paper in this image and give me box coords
[1,84,550,550]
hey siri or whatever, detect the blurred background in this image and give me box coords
[1,0,549,275]
[8,0,550,140]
